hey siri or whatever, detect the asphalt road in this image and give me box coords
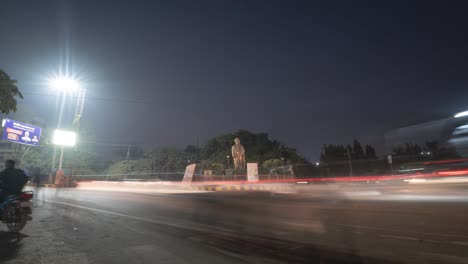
[2,182,468,264]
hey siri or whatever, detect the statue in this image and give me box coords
[231,138,246,169]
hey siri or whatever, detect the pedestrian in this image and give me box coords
[32,167,42,200]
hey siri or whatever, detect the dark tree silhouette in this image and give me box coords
[352,139,365,159]
[0,69,23,113]
[365,144,377,159]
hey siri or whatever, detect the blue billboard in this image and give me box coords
[1,118,42,146]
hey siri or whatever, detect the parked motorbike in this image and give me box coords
[0,191,33,232]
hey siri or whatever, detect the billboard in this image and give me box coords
[1,118,42,146]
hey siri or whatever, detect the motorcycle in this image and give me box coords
[0,191,33,232]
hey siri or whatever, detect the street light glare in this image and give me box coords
[454,110,468,118]
[49,76,79,91]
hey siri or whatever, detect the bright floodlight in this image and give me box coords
[49,76,79,91]
[53,129,77,147]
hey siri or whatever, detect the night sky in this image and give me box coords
[1,0,468,160]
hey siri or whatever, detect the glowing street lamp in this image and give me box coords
[49,77,79,92]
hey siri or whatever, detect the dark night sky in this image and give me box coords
[1,0,468,160]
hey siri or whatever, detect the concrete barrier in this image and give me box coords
[76,181,199,194]
[75,180,296,194]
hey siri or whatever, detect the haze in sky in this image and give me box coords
[1,0,468,159]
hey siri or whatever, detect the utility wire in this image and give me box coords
[21,92,157,105]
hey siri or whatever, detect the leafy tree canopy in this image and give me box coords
[0,69,23,114]
[320,139,378,163]
[201,129,307,165]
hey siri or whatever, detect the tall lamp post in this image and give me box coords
[49,76,79,182]
[52,129,77,170]
[52,129,76,186]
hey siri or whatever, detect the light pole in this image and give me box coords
[49,76,79,181]
[227,155,230,169]
[52,129,77,185]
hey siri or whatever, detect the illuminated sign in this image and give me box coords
[52,129,77,147]
[1,118,41,146]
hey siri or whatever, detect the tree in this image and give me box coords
[105,130,308,175]
[352,139,365,159]
[321,141,377,163]
[184,145,201,162]
[113,145,145,160]
[320,144,346,163]
[22,127,106,175]
[365,144,377,159]
[262,159,284,172]
[392,143,422,157]
[201,130,307,165]
[145,147,189,172]
[0,69,23,113]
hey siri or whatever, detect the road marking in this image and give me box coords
[338,224,468,240]
[44,199,235,234]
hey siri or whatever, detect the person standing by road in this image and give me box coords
[32,166,41,188]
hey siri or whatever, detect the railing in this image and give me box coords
[71,172,296,183]
[71,172,185,182]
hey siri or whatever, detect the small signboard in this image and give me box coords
[1,118,41,146]
[387,155,393,164]
[247,163,259,182]
[182,164,196,184]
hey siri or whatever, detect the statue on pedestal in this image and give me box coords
[231,138,245,169]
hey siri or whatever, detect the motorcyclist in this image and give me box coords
[0,160,29,204]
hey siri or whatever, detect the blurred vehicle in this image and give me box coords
[0,191,33,232]
[397,158,468,177]
[448,123,468,157]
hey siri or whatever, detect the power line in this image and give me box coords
[21,92,157,105]
[79,140,131,147]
